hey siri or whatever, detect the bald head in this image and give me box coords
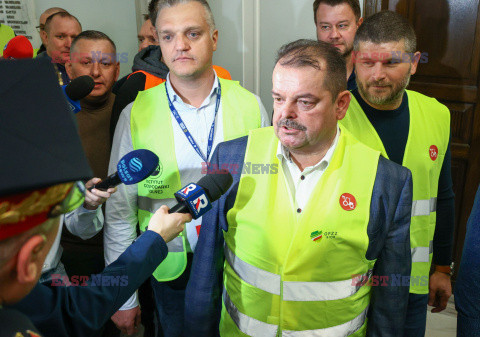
[39,7,68,32]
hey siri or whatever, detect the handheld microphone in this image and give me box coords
[3,36,33,59]
[168,172,233,219]
[61,75,95,113]
[92,149,159,191]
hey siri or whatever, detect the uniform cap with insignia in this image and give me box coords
[0,58,92,240]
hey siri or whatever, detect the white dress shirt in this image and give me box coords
[277,126,340,213]
[105,71,270,310]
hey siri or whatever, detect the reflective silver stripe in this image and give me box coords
[223,289,278,337]
[411,240,433,263]
[225,244,281,295]
[412,197,437,216]
[283,270,372,302]
[282,307,368,337]
[138,196,164,214]
[167,236,184,253]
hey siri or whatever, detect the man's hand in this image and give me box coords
[111,307,141,335]
[147,205,192,242]
[83,178,117,210]
[428,271,452,313]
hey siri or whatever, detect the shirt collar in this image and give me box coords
[276,125,341,170]
[165,71,220,107]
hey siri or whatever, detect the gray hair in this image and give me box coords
[149,0,216,35]
[276,39,347,101]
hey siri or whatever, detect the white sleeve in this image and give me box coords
[254,94,271,127]
[64,206,103,240]
[104,103,139,310]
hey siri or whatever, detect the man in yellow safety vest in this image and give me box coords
[185,39,414,337]
[340,11,454,337]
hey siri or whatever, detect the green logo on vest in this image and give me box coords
[150,161,164,179]
[310,230,323,243]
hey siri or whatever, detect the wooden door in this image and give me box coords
[364,0,480,281]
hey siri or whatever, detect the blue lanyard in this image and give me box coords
[166,80,221,163]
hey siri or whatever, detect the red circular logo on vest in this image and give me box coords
[340,193,357,211]
[429,145,438,161]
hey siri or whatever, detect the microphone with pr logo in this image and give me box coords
[168,172,233,219]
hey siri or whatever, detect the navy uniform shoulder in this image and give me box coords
[0,308,42,337]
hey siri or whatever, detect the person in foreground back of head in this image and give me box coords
[185,39,412,337]
[0,58,191,337]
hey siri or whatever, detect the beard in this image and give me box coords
[357,68,411,107]
[342,44,353,58]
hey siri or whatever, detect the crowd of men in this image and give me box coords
[0,0,478,336]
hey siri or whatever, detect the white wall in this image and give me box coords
[210,0,364,114]
[34,0,138,77]
[33,0,364,97]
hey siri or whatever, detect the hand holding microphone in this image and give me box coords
[83,178,117,210]
[146,172,233,242]
[147,205,192,243]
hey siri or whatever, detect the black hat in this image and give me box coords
[0,58,92,197]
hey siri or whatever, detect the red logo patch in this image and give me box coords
[340,193,357,211]
[429,145,438,161]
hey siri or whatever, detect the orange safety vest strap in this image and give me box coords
[127,70,165,90]
[213,65,232,80]
[128,65,232,91]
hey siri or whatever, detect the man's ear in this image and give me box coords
[211,29,218,52]
[335,90,351,121]
[357,17,364,27]
[114,62,120,81]
[16,235,46,284]
[40,30,48,46]
[410,51,422,75]
[65,60,74,79]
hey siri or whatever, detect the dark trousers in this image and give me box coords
[403,293,429,337]
[150,253,193,337]
[455,185,480,336]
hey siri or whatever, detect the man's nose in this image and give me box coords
[372,63,387,82]
[91,62,100,77]
[175,34,190,51]
[330,26,341,39]
[65,36,74,49]
[278,100,297,120]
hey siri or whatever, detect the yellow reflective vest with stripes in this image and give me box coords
[340,90,450,294]
[222,126,379,336]
[131,79,261,282]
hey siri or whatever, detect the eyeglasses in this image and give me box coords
[48,181,86,217]
[36,24,45,33]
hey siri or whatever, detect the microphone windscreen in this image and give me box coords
[197,172,233,202]
[65,75,95,101]
[3,36,33,59]
[117,149,159,185]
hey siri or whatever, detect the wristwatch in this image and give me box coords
[435,262,455,276]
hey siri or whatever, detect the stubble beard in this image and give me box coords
[357,69,411,107]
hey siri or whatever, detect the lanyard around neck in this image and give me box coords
[165,79,221,163]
